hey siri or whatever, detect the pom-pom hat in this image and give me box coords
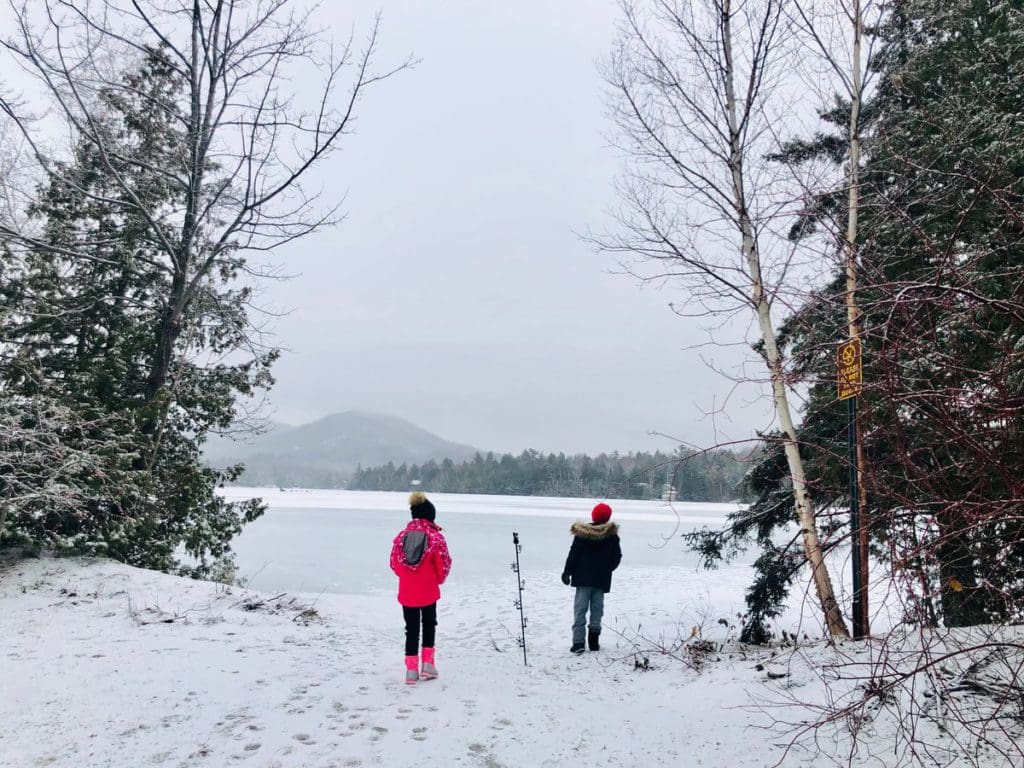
[591,502,613,524]
[409,491,436,522]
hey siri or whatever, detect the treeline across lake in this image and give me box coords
[348,448,751,502]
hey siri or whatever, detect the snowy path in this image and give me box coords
[7,557,1017,768]
[1,557,790,767]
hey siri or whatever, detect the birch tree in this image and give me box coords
[602,0,849,637]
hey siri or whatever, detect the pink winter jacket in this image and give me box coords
[390,519,452,607]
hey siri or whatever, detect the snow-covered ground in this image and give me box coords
[4,490,1022,767]
[5,555,1022,768]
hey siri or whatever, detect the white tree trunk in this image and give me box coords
[722,0,850,639]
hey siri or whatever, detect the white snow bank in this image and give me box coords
[2,556,1021,768]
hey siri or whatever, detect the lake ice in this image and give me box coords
[225,488,751,600]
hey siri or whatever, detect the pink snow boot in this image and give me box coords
[405,655,419,685]
[421,647,438,680]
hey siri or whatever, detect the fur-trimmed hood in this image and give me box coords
[570,521,619,540]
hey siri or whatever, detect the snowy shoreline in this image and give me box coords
[3,556,1020,768]
[218,486,745,525]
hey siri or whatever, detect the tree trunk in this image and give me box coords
[935,514,987,627]
[721,0,850,638]
[144,269,189,403]
[755,296,850,638]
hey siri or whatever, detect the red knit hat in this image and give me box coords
[591,502,613,524]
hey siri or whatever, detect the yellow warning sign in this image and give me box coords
[837,338,863,401]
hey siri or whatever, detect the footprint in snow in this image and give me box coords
[230,743,261,761]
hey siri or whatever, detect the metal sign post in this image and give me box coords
[837,338,868,639]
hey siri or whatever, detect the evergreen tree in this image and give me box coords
[348,447,751,502]
[0,49,271,575]
[690,0,1024,639]
[864,0,1024,625]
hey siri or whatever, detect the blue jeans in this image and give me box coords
[572,586,605,645]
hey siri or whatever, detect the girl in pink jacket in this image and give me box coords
[390,491,452,685]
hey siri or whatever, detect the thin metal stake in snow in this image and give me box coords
[511,531,528,666]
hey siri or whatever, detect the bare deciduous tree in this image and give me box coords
[0,0,411,407]
[787,0,887,638]
[0,0,411,567]
[600,0,849,637]
[0,116,35,234]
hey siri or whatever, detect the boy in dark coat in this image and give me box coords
[561,502,622,654]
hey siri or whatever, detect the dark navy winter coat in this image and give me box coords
[561,522,622,593]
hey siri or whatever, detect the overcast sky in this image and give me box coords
[241,0,776,455]
[0,0,777,455]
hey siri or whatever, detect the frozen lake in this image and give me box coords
[224,488,749,597]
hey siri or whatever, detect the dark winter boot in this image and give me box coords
[588,631,600,651]
[570,642,586,655]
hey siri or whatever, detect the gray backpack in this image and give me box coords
[402,529,428,566]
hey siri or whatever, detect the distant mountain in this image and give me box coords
[204,411,480,488]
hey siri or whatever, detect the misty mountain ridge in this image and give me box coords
[205,410,480,487]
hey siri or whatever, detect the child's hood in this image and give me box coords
[405,518,443,533]
[570,521,619,540]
